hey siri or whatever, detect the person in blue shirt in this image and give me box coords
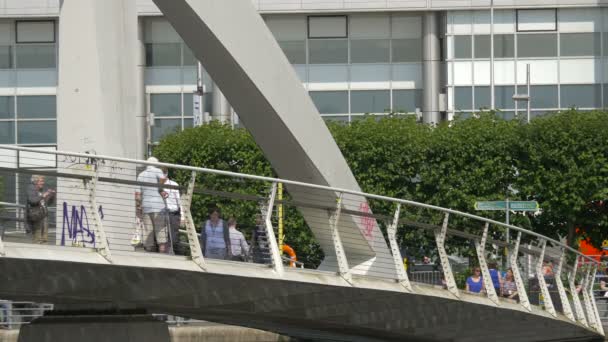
[466,267,485,293]
[488,261,503,295]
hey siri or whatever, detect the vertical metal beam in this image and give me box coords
[569,256,588,326]
[422,11,441,124]
[582,265,599,331]
[386,204,412,292]
[260,183,284,275]
[510,232,531,311]
[87,167,111,262]
[181,171,205,271]
[589,265,605,335]
[330,193,351,283]
[555,249,575,322]
[435,213,459,298]
[536,240,556,317]
[475,223,499,304]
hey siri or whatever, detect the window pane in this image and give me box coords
[495,86,515,109]
[454,86,472,110]
[308,16,347,38]
[351,39,390,63]
[560,84,601,108]
[15,44,56,68]
[151,93,181,117]
[17,121,56,144]
[351,90,390,113]
[309,91,348,114]
[517,85,558,108]
[454,36,472,59]
[0,96,14,119]
[474,86,491,109]
[560,33,601,57]
[494,35,514,58]
[182,45,197,66]
[152,118,181,142]
[309,39,348,64]
[17,96,56,119]
[0,171,16,204]
[517,34,557,58]
[474,35,491,59]
[392,39,422,62]
[0,46,11,69]
[145,43,181,67]
[393,89,422,112]
[278,40,306,64]
[183,118,194,129]
[16,21,55,43]
[183,93,194,116]
[0,121,15,144]
[498,111,516,120]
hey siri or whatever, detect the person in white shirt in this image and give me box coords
[227,217,250,262]
[199,208,230,259]
[161,167,185,255]
[135,157,169,253]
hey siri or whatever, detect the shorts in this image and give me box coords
[143,212,168,248]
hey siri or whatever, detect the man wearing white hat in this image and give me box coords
[135,157,169,253]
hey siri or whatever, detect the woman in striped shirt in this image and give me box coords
[502,268,519,301]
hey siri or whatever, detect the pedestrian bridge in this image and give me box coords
[0,145,605,342]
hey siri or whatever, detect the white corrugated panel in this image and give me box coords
[453,61,473,85]
[493,60,515,85]
[350,64,391,89]
[474,61,491,85]
[516,60,558,84]
[560,58,600,84]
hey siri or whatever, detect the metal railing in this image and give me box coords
[0,144,604,335]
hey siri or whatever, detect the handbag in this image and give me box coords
[27,205,47,222]
[131,217,144,247]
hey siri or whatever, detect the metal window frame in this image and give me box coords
[15,20,57,44]
[307,15,349,39]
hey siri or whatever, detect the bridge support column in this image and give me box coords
[582,266,599,331]
[261,183,284,275]
[555,249,575,322]
[569,256,588,326]
[475,223,499,305]
[182,171,206,270]
[589,265,605,335]
[536,240,557,317]
[88,166,111,262]
[18,314,170,342]
[435,213,458,298]
[330,194,351,284]
[510,232,531,311]
[386,204,412,292]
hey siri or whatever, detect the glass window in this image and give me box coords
[474,35,491,59]
[151,93,181,117]
[15,44,56,68]
[0,121,15,144]
[152,118,181,142]
[454,86,472,110]
[474,86,491,109]
[308,16,348,38]
[495,86,515,109]
[145,43,181,67]
[454,36,472,59]
[0,96,14,119]
[494,35,514,58]
[17,96,56,119]
[517,34,557,58]
[0,46,11,69]
[16,21,55,43]
[17,121,56,144]
[182,45,197,66]
[309,91,348,114]
[309,39,348,64]
[0,171,16,204]
[393,89,422,112]
[350,39,390,63]
[560,33,601,57]
[351,90,390,114]
[560,84,601,108]
[278,40,307,64]
[183,93,194,116]
[183,118,194,129]
[517,85,558,108]
[392,39,422,62]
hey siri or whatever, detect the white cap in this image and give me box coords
[147,157,159,163]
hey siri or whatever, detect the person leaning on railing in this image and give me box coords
[135,157,169,253]
[26,175,55,244]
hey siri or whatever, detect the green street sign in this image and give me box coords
[474,201,539,211]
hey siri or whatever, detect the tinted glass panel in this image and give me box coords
[182,45,197,66]
[474,35,491,59]
[494,35,514,58]
[278,40,307,64]
[351,90,390,113]
[309,39,348,64]
[495,86,515,109]
[454,36,472,59]
[16,44,56,68]
[517,34,557,58]
[0,121,14,144]
[560,33,601,57]
[474,86,491,109]
[145,43,181,67]
[309,91,348,114]
[351,39,390,63]
[151,94,181,117]
[560,84,601,108]
[183,93,194,116]
[392,39,422,62]
[17,96,56,119]
[454,86,472,110]
[0,46,11,69]
[0,171,16,204]
[0,96,14,119]
[393,89,422,112]
[183,118,194,129]
[517,85,558,108]
[17,121,56,144]
[152,119,181,142]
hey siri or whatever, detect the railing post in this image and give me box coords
[435,213,459,298]
[510,232,531,311]
[536,240,556,317]
[0,220,4,256]
[181,171,205,270]
[261,183,284,275]
[555,249,575,322]
[569,256,588,326]
[582,265,599,331]
[589,265,605,335]
[330,193,351,283]
[475,223,499,305]
[386,204,412,292]
[88,165,111,262]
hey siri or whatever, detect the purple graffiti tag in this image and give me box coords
[61,202,96,247]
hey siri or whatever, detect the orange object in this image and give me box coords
[577,228,608,262]
[282,244,297,267]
